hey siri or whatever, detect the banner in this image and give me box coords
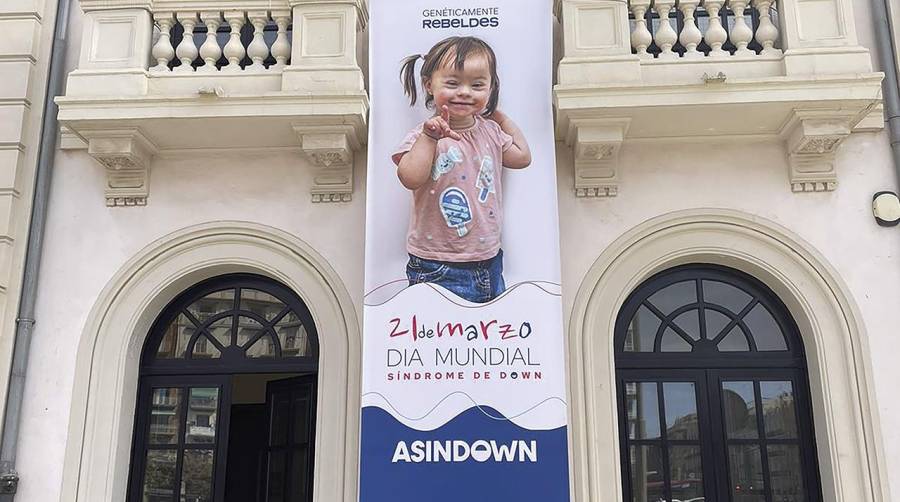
[362,1,569,499]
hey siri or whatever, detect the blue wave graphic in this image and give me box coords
[360,406,570,501]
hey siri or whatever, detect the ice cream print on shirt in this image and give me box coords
[439,187,472,237]
[475,155,496,203]
[431,146,464,181]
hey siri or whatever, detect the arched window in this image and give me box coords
[615,265,821,502]
[128,274,319,502]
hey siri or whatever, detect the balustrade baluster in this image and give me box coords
[727,0,754,56]
[271,12,292,69]
[151,12,175,72]
[701,0,728,57]
[199,11,222,72]
[652,0,679,59]
[630,0,653,59]
[751,0,780,55]
[678,0,703,58]
[175,12,199,72]
[223,11,246,72]
[247,11,270,70]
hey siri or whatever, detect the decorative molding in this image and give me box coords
[567,209,890,502]
[781,110,853,192]
[82,128,156,206]
[58,222,361,502]
[293,124,361,203]
[564,118,630,197]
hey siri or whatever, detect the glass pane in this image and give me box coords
[719,326,751,352]
[629,444,665,502]
[149,388,182,445]
[664,382,698,440]
[729,444,766,502]
[703,280,753,315]
[181,449,214,502]
[625,382,661,440]
[705,309,732,340]
[157,314,195,359]
[625,305,660,352]
[276,313,313,358]
[647,280,696,315]
[206,317,232,348]
[142,450,177,501]
[187,288,235,323]
[268,451,287,502]
[191,335,221,359]
[292,396,311,444]
[660,328,692,352]
[669,446,704,501]
[672,310,701,340]
[240,289,286,321]
[290,448,309,501]
[768,445,805,501]
[744,304,788,351]
[761,381,798,439]
[247,334,278,358]
[185,387,218,444]
[722,381,759,439]
[237,316,265,348]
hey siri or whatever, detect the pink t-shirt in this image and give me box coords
[392,115,513,262]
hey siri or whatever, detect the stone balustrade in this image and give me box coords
[150,8,293,73]
[629,0,780,59]
[58,0,369,206]
[554,0,883,198]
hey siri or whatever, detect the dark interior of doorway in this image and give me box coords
[224,373,316,502]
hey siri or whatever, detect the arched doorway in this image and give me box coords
[127,274,319,502]
[615,265,821,502]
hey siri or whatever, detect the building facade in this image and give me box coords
[0,0,899,501]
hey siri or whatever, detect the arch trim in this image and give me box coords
[58,221,360,502]
[566,209,889,502]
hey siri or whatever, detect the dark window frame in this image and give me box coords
[615,264,822,502]
[128,274,319,502]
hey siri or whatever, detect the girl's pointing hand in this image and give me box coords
[423,105,462,141]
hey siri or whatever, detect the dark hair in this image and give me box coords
[400,36,500,116]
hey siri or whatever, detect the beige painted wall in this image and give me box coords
[13,126,900,501]
[0,0,58,439]
[7,1,900,501]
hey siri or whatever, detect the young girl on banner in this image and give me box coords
[392,36,531,304]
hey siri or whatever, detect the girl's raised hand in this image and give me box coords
[423,105,462,141]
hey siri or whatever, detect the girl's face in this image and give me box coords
[424,52,493,123]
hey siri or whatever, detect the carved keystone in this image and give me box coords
[293,124,361,203]
[565,118,631,197]
[83,128,156,206]
[782,110,852,192]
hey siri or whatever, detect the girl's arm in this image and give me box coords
[397,106,461,190]
[491,110,532,169]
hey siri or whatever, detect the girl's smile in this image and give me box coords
[425,53,493,128]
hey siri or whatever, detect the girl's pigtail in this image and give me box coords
[400,54,423,107]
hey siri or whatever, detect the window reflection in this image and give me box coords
[186,387,218,444]
[625,382,660,440]
[149,388,182,444]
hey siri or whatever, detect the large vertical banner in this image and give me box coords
[362,1,569,499]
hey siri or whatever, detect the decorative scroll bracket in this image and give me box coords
[782,110,853,192]
[564,118,631,197]
[293,124,362,203]
[82,128,157,207]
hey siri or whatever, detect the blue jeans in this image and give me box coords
[406,250,506,304]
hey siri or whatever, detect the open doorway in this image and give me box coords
[127,275,319,502]
[226,373,316,502]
